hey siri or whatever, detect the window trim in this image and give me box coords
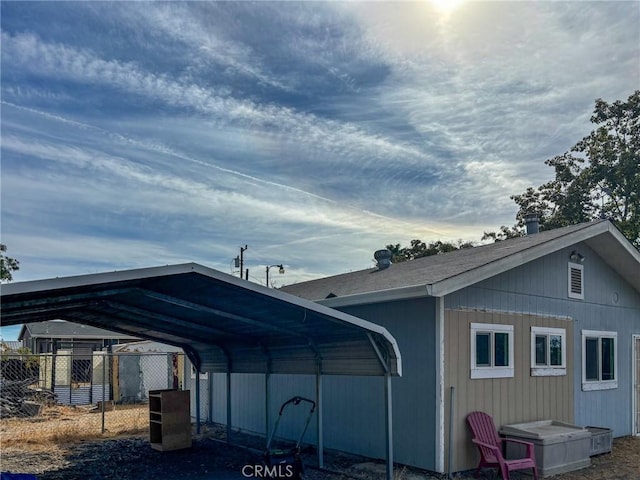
[568,263,584,300]
[530,326,566,376]
[470,323,514,379]
[581,329,617,391]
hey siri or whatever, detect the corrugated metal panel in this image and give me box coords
[1,263,402,378]
[55,387,71,405]
[231,374,266,434]
[71,386,91,405]
[91,384,111,402]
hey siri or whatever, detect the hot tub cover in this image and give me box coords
[500,420,591,445]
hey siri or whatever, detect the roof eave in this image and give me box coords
[318,284,433,308]
[24,333,139,340]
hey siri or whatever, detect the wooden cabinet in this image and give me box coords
[149,389,191,451]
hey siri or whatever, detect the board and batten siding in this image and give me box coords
[444,309,574,473]
[446,242,640,440]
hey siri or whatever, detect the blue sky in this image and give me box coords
[1,1,639,339]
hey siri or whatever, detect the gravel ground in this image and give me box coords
[1,433,638,480]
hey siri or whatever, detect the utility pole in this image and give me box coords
[239,245,248,280]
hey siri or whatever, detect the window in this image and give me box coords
[568,263,584,299]
[531,326,566,376]
[582,330,617,390]
[470,323,514,379]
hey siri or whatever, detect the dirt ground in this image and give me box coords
[1,433,638,480]
[1,406,638,480]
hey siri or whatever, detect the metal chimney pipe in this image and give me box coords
[525,213,540,235]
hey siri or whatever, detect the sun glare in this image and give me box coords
[429,0,467,14]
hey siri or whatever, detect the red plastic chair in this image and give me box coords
[466,411,538,480]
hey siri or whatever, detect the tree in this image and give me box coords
[385,239,474,263]
[481,225,523,242]
[0,244,20,282]
[491,91,639,247]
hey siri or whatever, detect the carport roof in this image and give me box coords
[0,263,401,376]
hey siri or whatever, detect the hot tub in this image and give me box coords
[499,420,591,477]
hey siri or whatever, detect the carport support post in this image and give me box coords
[265,372,270,442]
[195,366,201,434]
[316,368,324,468]
[226,370,232,443]
[385,372,393,480]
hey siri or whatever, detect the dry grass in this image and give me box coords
[0,403,149,451]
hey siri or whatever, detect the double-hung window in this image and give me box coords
[531,326,566,376]
[582,330,617,390]
[470,323,514,379]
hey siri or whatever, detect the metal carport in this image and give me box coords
[1,263,402,480]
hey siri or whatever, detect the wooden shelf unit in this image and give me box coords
[149,389,191,451]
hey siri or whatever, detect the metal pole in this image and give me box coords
[448,386,455,478]
[101,353,106,433]
[208,370,214,425]
[316,368,324,468]
[240,245,248,279]
[226,370,232,443]
[385,372,393,480]
[265,372,270,444]
[195,366,201,434]
[266,266,270,288]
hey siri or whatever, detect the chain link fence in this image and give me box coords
[0,351,187,447]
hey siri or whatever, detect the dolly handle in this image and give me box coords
[279,396,316,416]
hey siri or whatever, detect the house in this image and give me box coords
[279,219,640,473]
[0,340,24,353]
[19,320,139,355]
[18,320,139,405]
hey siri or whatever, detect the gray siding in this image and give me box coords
[338,297,438,469]
[446,242,640,441]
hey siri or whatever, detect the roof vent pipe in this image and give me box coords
[374,249,392,270]
[525,213,540,235]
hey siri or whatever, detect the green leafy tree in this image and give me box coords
[385,239,474,263]
[489,91,639,247]
[0,244,20,282]
[481,225,524,242]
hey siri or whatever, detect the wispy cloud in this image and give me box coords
[1,1,638,288]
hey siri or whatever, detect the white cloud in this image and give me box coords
[1,1,638,285]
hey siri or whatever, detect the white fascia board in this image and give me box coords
[606,222,640,262]
[317,284,432,308]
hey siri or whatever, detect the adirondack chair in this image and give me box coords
[466,411,538,480]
